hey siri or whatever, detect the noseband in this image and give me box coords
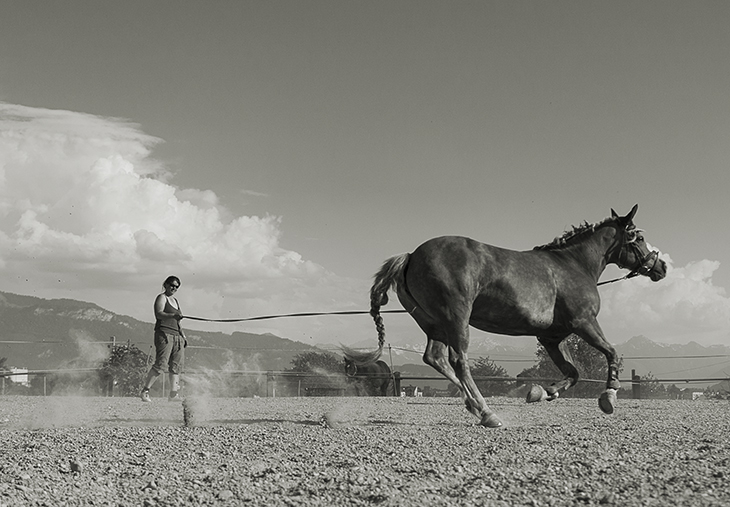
[618,242,660,279]
[598,228,660,286]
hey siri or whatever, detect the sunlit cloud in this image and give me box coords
[1,102,728,349]
[0,102,367,342]
[240,189,269,198]
[600,253,730,345]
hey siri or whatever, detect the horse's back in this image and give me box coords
[408,236,550,291]
[405,236,566,335]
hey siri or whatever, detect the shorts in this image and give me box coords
[151,330,186,375]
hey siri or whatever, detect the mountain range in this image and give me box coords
[352,328,730,384]
[0,291,322,373]
[2,291,729,386]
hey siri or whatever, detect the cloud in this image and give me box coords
[600,255,730,345]
[2,102,727,349]
[0,103,368,343]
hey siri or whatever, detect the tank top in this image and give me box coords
[154,296,182,335]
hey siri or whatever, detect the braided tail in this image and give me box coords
[342,253,410,366]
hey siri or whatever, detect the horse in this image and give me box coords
[344,358,392,396]
[342,205,666,427]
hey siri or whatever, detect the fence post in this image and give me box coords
[632,369,641,399]
[393,371,401,396]
[108,336,116,397]
[266,372,276,398]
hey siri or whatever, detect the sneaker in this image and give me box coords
[168,391,181,402]
[140,389,151,402]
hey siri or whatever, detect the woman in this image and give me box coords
[140,276,187,402]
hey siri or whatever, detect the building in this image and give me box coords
[9,367,30,387]
[401,385,422,397]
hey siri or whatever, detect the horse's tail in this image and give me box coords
[370,253,410,350]
[342,253,410,366]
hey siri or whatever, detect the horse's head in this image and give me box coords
[610,204,667,282]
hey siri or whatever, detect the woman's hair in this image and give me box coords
[163,275,181,287]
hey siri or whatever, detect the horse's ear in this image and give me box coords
[626,204,638,222]
[611,208,619,219]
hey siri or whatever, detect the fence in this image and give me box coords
[2,367,728,399]
[3,336,729,397]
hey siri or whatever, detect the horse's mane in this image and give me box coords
[533,217,615,251]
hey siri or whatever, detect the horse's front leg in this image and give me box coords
[526,336,579,403]
[574,321,621,414]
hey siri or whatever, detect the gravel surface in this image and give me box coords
[1,395,729,506]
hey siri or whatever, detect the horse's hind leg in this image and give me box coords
[527,336,579,403]
[448,340,503,428]
[422,337,501,426]
[399,291,472,405]
[422,338,464,396]
[398,287,501,427]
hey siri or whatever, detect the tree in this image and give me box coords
[99,343,149,397]
[639,371,666,399]
[471,356,513,397]
[518,334,624,398]
[446,356,513,397]
[666,384,683,400]
[289,351,343,374]
[286,351,346,396]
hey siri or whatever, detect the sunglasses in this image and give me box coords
[168,284,180,290]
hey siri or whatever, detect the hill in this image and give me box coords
[2,291,728,386]
[386,334,730,385]
[0,291,326,373]
[618,335,730,382]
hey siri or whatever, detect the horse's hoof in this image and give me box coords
[480,413,503,428]
[599,389,617,414]
[526,384,548,403]
[546,391,560,402]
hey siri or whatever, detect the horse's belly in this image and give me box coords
[469,292,556,335]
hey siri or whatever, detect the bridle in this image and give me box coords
[598,226,660,287]
[345,362,358,377]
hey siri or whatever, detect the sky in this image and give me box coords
[1,1,729,352]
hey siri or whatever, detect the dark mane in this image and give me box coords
[533,217,614,251]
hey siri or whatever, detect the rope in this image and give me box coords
[184,308,408,323]
[597,274,632,286]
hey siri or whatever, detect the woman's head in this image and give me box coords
[163,276,181,291]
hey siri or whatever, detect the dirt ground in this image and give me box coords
[1,395,729,506]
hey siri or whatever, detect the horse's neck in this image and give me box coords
[561,226,618,280]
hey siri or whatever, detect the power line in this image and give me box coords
[655,359,730,377]
[4,340,730,362]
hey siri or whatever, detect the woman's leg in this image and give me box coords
[168,335,184,398]
[142,331,174,395]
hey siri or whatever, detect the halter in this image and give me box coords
[597,226,660,287]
